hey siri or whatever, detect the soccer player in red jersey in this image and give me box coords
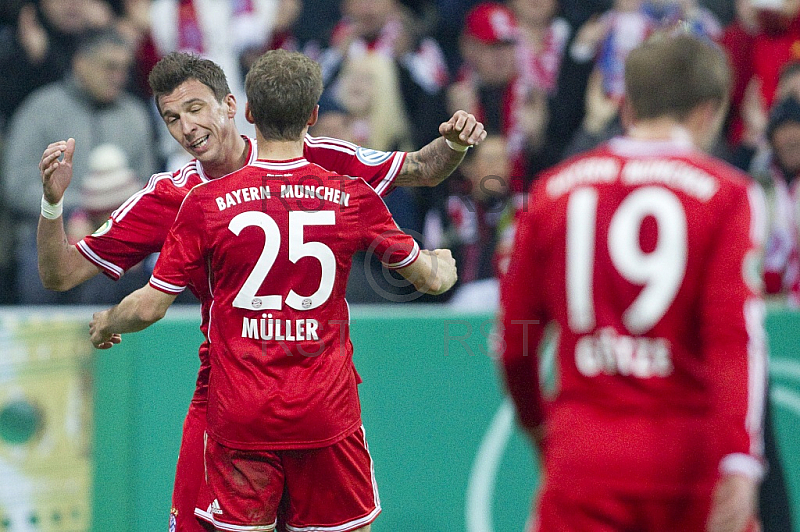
[37,53,482,532]
[88,49,456,532]
[501,34,767,532]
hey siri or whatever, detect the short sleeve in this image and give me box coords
[304,136,407,196]
[353,178,419,268]
[150,191,207,294]
[77,174,182,279]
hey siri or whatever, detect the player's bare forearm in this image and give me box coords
[397,249,457,295]
[394,110,486,188]
[394,138,465,187]
[90,285,176,348]
[37,137,100,290]
[37,217,101,290]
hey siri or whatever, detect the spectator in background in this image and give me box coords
[114,0,160,101]
[0,0,114,129]
[318,0,450,148]
[509,0,571,95]
[334,52,415,153]
[425,135,511,309]
[149,0,279,165]
[643,0,722,38]
[239,0,302,74]
[65,144,153,304]
[751,97,800,307]
[334,52,420,233]
[449,2,549,188]
[563,68,624,157]
[569,0,653,99]
[727,60,800,171]
[3,28,155,304]
[722,0,800,149]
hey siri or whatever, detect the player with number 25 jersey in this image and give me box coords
[151,159,419,449]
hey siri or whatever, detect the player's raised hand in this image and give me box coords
[39,138,75,204]
[440,110,486,149]
[706,473,758,532]
[89,310,122,349]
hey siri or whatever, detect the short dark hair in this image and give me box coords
[148,52,231,114]
[245,50,324,141]
[625,34,731,121]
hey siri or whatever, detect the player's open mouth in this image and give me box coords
[190,136,210,150]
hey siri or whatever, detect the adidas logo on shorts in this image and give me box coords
[209,499,223,515]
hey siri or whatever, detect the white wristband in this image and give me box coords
[445,139,471,152]
[41,195,63,220]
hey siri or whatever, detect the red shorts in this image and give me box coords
[531,485,757,532]
[171,400,213,532]
[199,426,381,532]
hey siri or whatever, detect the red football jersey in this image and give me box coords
[150,159,419,450]
[501,136,768,494]
[76,136,406,402]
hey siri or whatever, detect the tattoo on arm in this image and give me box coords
[394,137,466,187]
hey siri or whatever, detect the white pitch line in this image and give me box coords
[465,400,515,532]
[770,359,800,382]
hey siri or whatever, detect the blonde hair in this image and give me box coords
[337,52,414,152]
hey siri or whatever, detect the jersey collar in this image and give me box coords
[607,129,696,158]
[195,136,257,182]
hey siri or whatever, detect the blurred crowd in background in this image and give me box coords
[2,0,800,308]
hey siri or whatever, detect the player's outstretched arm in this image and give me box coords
[396,249,457,295]
[393,110,486,187]
[89,285,177,349]
[38,138,102,290]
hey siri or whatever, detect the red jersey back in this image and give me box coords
[151,159,418,450]
[501,136,767,494]
[76,135,406,404]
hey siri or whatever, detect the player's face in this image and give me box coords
[158,79,237,164]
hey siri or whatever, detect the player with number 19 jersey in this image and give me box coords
[150,158,418,449]
[501,135,768,496]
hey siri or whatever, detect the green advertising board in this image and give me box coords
[1,307,798,531]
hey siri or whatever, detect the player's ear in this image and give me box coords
[245,102,255,124]
[224,93,237,119]
[307,105,319,128]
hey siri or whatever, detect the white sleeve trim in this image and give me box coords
[373,151,406,196]
[149,275,186,294]
[385,240,420,269]
[76,240,125,279]
[720,453,765,481]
